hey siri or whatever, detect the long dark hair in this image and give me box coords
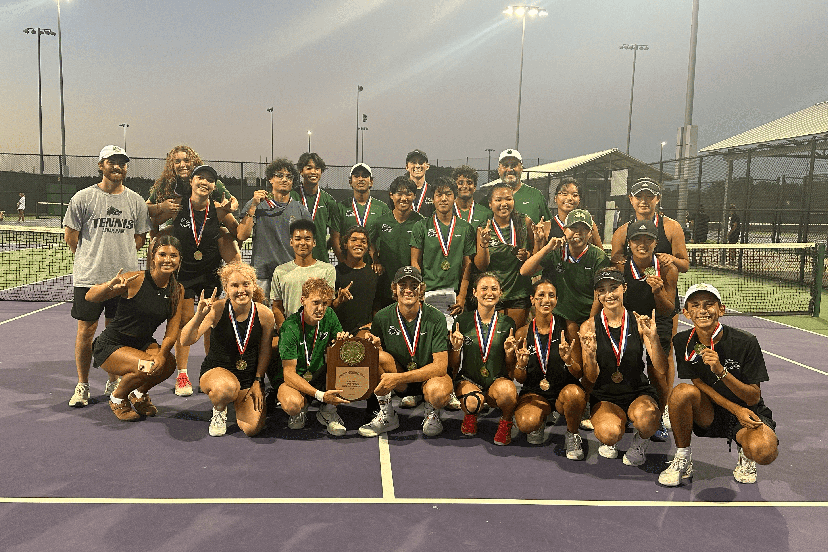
[148,234,182,318]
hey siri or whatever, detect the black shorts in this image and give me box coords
[497,296,531,311]
[91,330,157,367]
[590,385,659,413]
[693,403,777,443]
[179,273,221,300]
[520,379,584,404]
[71,287,119,321]
[200,357,258,390]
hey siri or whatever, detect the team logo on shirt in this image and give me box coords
[106,206,123,216]
[388,326,401,336]
[381,224,393,233]
[723,359,741,375]
[427,228,437,238]
[179,218,192,229]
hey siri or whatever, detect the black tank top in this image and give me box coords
[591,309,649,400]
[523,314,578,396]
[106,271,173,339]
[171,199,222,280]
[622,260,656,316]
[203,300,263,374]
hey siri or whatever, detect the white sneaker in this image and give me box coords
[623,431,650,466]
[658,453,693,486]
[510,416,520,440]
[287,404,308,430]
[662,405,672,430]
[598,443,619,459]
[734,447,757,484]
[565,431,584,460]
[579,403,594,431]
[359,408,400,437]
[69,382,90,407]
[104,377,121,396]
[422,403,443,437]
[446,391,461,411]
[209,407,227,437]
[399,394,423,408]
[527,426,546,445]
[317,406,346,436]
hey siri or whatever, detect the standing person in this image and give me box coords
[277,278,350,436]
[291,152,339,262]
[727,204,741,263]
[372,177,424,310]
[659,284,778,486]
[87,235,184,422]
[180,262,274,437]
[64,145,151,407]
[237,158,311,304]
[692,204,710,244]
[360,266,452,438]
[406,149,434,218]
[271,219,336,328]
[165,164,239,396]
[331,163,389,265]
[543,177,602,247]
[579,269,668,466]
[497,149,552,226]
[16,192,25,222]
[449,273,518,445]
[475,182,534,329]
[513,279,586,459]
[453,165,492,312]
[610,177,689,431]
[332,225,378,335]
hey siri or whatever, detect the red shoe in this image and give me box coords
[175,372,193,396]
[461,414,478,436]
[494,418,513,446]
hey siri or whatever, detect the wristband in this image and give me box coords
[515,364,527,371]
[314,389,325,402]
[452,346,463,352]
[715,367,729,383]
[254,376,264,384]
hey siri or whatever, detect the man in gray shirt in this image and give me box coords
[238,158,311,305]
[63,145,152,407]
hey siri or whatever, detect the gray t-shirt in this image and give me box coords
[242,198,312,281]
[63,184,151,287]
[271,260,336,317]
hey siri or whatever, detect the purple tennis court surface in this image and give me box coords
[1,302,826,551]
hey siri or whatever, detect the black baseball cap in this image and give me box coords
[593,268,625,288]
[393,266,423,284]
[406,149,428,163]
[191,165,218,181]
[628,219,658,239]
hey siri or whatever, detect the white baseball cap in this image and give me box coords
[350,163,372,176]
[683,283,722,303]
[99,145,130,162]
[498,149,522,163]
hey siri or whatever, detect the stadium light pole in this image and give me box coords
[307,130,312,153]
[266,107,274,162]
[659,141,666,184]
[359,127,368,162]
[485,148,495,183]
[23,27,56,174]
[57,0,67,172]
[619,43,648,155]
[504,5,547,151]
[119,123,129,151]
[355,85,363,163]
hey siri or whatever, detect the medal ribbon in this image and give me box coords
[302,190,321,221]
[532,317,556,378]
[493,219,516,247]
[564,244,588,263]
[395,306,422,359]
[352,197,372,228]
[415,183,428,212]
[554,215,566,234]
[684,322,723,362]
[433,214,457,258]
[189,199,209,249]
[630,255,660,280]
[454,201,475,223]
[474,310,498,364]
[601,310,628,367]
[300,309,320,373]
[228,301,256,356]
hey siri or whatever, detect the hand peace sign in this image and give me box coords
[196,287,218,317]
[108,268,139,293]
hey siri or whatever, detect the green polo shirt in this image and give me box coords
[277,307,342,380]
[454,310,516,388]
[371,303,448,370]
[455,202,492,230]
[539,244,610,323]
[410,215,476,292]
[371,210,424,302]
[290,188,339,262]
[512,183,551,224]
[335,196,390,235]
[481,215,532,301]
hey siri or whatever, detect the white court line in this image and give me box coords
[0,496,826,507]
[0,302,66,326]
[754,315,828,339]
[378,434,395,499]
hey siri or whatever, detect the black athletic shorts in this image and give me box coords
[179,273,221,300]
[71,287,119,321]
[693,403,777,443]
[590,385,659,414]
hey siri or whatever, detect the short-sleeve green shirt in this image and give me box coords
[335,196,390,235]
[409,215,476,292]
[454,310,516,388]
[481,215,532,301]
[455,202,492,230]
[277,307,342,381]
[370,303,448,370]
[540,244,610,323]
[290,188,339,262]
[512,183,551,224]
[371,210,424,283]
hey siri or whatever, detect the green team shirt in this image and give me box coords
[410,215,476,292]
[290,188,339,262]
[540,244,610,323]
[512,183,551,224]
[454,202,492,230]
[371,210,424,290]
[335,196,390,234]
[371,303,448,370]
[454,310,516,388]
[277,307,342,381]
[482,214,532,301]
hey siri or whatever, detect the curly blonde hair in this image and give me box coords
[150,145,203,201]
[218,261,265,303]
[301,277,334,302]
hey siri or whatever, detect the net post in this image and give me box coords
[814,243,825,318]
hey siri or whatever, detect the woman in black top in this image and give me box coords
[180,261,274,437]
[87,235,184,422]
[579,269,668,466]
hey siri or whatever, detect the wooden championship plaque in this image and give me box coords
[326,336,379,401]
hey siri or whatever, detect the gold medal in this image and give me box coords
[643,266,656,277]
[441,260,451,271]
[694,343,708,354]
[303,371,313,382]
[235,359,247,371]
[407,360,417,371]
[480,367,489,378]
[539,378,550,391]
[193,250,203,261]
[611,370,624,384]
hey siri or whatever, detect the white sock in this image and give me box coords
[132,390,144,399]
[178,368,187,375]
[676,447,691,458]
[110,395,123,404]
[376,392,392,411]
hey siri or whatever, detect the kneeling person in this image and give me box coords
[179,262,274,437]
[659,284,778,486]
[277,278,350,436]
